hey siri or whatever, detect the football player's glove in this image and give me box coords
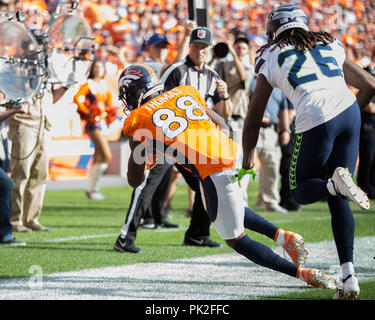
[231,167,257,187]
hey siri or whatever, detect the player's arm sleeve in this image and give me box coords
[287,98,294,110]
[333,39,347,67]
[122,113,137,139]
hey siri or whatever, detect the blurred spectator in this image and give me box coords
[143,33,170,76]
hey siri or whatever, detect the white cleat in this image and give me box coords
[333,275,360,300]
[332,167,370,210]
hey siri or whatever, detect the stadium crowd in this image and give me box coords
[10,0,375,70]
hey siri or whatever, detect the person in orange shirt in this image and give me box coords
[73,59,117,200]
[113,64,338,291]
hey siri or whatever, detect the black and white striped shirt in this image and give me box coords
[160,55,223,105]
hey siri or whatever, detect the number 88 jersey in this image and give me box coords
[255,39,356,134]
[123,85,237,180]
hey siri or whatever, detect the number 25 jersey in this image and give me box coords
[255,39,356,133]
[123,85,237,180]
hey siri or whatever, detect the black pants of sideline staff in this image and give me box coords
[121,163,211,244]
[358,113,375,199]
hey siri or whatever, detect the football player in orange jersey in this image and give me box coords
[114,64,339,290]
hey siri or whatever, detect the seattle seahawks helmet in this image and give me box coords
[118,64,164,112]
[266,4,309,40]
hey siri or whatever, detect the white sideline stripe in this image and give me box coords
[44,228,185,242]
[1,236,374,300]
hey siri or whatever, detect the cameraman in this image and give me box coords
[8,29,71,233]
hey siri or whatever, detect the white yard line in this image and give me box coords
[44,233,119,242]
[42,214,344,243]
[0,236,374,300]
[42,215,331,243]
[44,227,185,243]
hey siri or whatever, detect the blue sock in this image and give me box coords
[234,234,298,278]
[243,207,279,240]
[328,197,355,264]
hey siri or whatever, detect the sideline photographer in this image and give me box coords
[7,28,71,233]
[1,6,91,233]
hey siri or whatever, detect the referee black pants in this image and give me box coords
[358,113,375,199]
[121,163,211,243]
[122,163,173,242]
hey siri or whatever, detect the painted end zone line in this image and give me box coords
[44,227,185,243]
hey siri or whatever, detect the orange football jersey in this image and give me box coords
[123,85,237,180]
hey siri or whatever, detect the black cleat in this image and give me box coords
[160,219,179,229]
[113,236,142,253]
[182,236,222,248]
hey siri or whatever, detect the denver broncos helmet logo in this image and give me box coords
[118,64,159,89]
[119,68,143,88]
[118,64,164,112]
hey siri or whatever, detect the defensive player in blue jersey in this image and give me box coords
[242,4,375,300]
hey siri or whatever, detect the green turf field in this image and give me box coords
[0,181,374,300]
